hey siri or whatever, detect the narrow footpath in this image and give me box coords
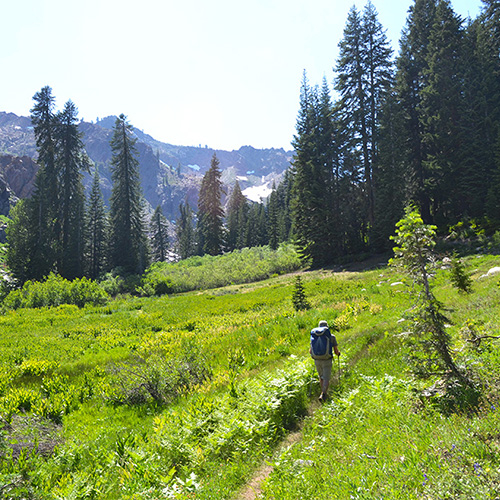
[234,330,384,500]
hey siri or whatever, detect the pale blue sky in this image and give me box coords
[1,0,483,151]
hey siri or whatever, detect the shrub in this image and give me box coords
[138,244,303,296]
[106,341,212,406]
[3,273,108,310]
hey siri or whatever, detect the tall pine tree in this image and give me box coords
[291,73,337,266]
[55,100,88,279]
[150,205,169,262]
[176,202,196,259]
[109,114,149,274]
[197,153,225,256]
[85,170,108,279]
[226,181,247,251]
[396,0,438,223]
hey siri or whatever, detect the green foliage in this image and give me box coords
[291,275,310,311]
[149,204,169,262]
[105,343,212,406]
[85,170,108,279]
[109,114,149,274]
[2,273,108,310]
[391,207,478,410]
[449,253,473,294]
[138,244,303,296]
[197,153,225,256]
[0,245,499,498]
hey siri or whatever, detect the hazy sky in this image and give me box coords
[1,0,483,151]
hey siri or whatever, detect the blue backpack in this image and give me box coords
[310,326,333,360]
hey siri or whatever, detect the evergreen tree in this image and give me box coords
[419,0,465,225]
[150,205,169,262]
[275,170,293,244]
[267,182,279,250]
[236,201,249,249]
[396,0,438,222]
[291,73,337,266]
[226,181,247,251]
[109,114,149,274]
[241,202,267,248]
[5,200,35,284]
[292,275,310,311]
[335,2,393,236]
[373,90,408,250]
[55,100,88,279]
[176,202,196,260]
[85,170,108,279]
[27,86,59,279]
[197,154,225,256]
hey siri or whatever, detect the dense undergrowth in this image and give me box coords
[0,249,499,498]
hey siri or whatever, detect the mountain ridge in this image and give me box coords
[0,111,293,221]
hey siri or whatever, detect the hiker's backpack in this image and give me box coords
[310,326,332,360]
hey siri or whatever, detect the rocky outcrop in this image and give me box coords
[0,155,38,200]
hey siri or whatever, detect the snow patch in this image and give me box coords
[243,183,273,202]
[236,176,248,181]
[187,164,200,171]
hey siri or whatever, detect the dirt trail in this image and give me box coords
[234,331,384,500]
[235,418,313,500]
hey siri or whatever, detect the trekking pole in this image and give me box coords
[337,355,341,387]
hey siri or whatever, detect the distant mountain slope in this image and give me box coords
[0,112,293,220]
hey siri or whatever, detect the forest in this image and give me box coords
[3,0,500,286]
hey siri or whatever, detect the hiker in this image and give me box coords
[310,320,340,402]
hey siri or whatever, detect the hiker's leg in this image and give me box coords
[321,359,333,397]
[315,359,333,398]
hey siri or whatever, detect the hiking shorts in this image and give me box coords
[314,358,333,382]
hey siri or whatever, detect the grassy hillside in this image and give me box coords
[0,250,499,499]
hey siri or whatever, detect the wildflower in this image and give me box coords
[422,473,428,486]
[474,463,482,475]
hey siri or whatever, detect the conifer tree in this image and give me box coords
[291,73,337,266]
[292,275,310,311]
[275,170,293,244]
[55,100,88,279]
[396,0,438,223]
[335,2,393,236]
[373,90,408,250]
[85,170,108,279]
[109,114,149,274]
[150,205,169,262]
[197,154,225,256]
[419,0,465,225]
[226,181,247,251]
[176,202,196,259]
[267,182,279,250]
[5,200,34,284]
[27,86,59,279]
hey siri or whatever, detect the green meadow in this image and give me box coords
[1,246,500,499]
